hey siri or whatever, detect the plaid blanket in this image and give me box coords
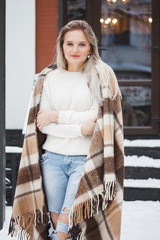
[9,64,124,240]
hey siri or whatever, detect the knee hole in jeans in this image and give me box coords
[56,207,71,240]
[51,211,59,230]
[59,207,69,224]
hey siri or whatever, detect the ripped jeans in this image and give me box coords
[40,151,86,240]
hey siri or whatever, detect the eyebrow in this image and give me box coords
[65,40,87,43]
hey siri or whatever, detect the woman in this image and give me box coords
[36,21,99,240]
[9,20,124,240]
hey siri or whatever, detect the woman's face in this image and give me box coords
[62,30,91,72]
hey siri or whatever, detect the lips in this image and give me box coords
[70,55,80,58]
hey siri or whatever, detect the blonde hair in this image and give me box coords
[56,20,119,104]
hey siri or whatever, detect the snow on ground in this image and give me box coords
[124,178,160,188]
[124,139,160,147]
[5,146,22,153]
[0,201,160,240]
[125,155,160,168]
[121,201,160,240]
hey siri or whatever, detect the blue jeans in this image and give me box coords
[40,151,86,240]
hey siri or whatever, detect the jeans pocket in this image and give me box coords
[41,150,49,165]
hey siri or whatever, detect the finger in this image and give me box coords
[36,115,39,121]
[37,122,41,128]
[37,111,42,116]
[37,124,42,131]
[36,116,41,122]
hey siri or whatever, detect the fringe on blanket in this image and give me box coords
[69,180,116,234]
[8,208,48,240]
[9,226,31,240]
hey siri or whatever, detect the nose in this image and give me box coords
[73,44,78,53]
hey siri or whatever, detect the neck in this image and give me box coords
[67,64,82,72]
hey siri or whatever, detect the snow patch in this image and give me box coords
[1,202,160,240]
[125,155,160,168]
[5,146,22,153]
[121,201,160,240]
[124,139,160,147]
[124,178,160,188]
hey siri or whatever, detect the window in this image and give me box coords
[63,0,160,135]
[101,0,152,127]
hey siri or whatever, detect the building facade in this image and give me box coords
[6,0,160,140]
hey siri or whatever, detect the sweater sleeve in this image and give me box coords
[42,123,83,138]
[58,99,99,124]
[40,83,83,138]
[40,82,53,111]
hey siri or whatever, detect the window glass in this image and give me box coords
[67,0,86,21]
[101,0,152,80]
[120,86,151,126]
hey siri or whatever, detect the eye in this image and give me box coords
[66,42,73,46]
[79,43,86,46]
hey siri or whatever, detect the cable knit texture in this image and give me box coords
[40,69,98,155]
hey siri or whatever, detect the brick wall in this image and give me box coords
[36,0,58,73]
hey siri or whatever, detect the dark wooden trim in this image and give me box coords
[124,127,159,136]
[0,0,6,229]
[119,80,151,86]
[151,0,160,135]
[86,0,101,46]
[58,0,64,31]
[62,0,68,25]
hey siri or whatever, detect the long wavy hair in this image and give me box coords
[56,20,119,104]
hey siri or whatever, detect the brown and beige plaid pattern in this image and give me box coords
[9,65,124,240]
[69,67,124,240]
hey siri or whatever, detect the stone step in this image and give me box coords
[125,147,160,159]
[124,155,160,179]
[124,187,160,201]
[124,178,160,201]
[124,139,160,159]
[125,167,160,179]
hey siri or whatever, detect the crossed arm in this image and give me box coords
[36,86,98,138]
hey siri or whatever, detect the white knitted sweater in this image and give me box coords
[40,69,98,155]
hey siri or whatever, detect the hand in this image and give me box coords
[81,117,97,136]
[36,110,58,131]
